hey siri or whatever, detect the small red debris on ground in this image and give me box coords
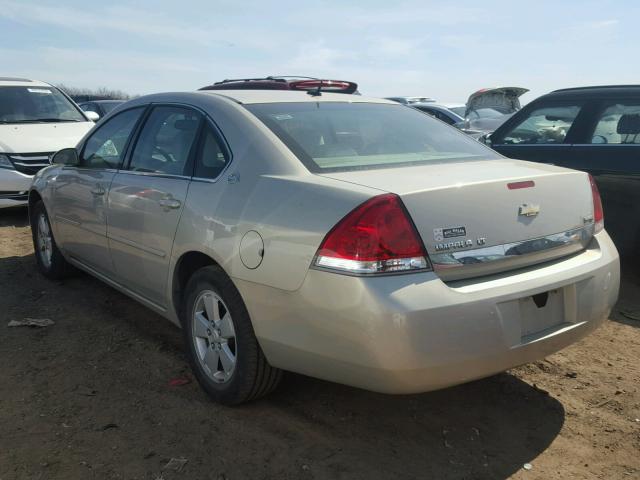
[168,377,191,387]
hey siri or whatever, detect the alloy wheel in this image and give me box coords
[37,213,53,269]
[192,290,237,383]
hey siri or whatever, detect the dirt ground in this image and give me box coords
[0,208,638,480]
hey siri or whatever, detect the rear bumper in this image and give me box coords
[0,168,32,208]
[236,231,620,394]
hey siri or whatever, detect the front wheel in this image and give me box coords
[181,266,282,405]
[30,201,72,280]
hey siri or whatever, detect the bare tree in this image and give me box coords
[57,84,134,102]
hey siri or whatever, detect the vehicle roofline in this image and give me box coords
[550,84,640,93]
[109,90,398,106]
[0,78,53,87]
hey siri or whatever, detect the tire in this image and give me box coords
[181,265,282,405]
[30,201,72,280]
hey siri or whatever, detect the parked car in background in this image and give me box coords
[29,90,618,404]
[78,100,125,120]
[483,85,640,261]
[411,103,464,126]
[385,96,436,105]
[200,76,358,94]
[410,103,484,139]
[465,87,529,133]
[0,77,96,208]
[444,103,466,117]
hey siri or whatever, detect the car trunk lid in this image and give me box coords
[465,87,529,116]
[319,159,595,280]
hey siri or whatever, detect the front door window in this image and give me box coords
[497,105,582,145]
[80,107,144,169]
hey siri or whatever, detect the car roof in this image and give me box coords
[201,77,359,94]
[545,85,640,99]
[90,100,126,104]
[385,96,436,104]
[198,89,396,105]
[0,77,52,87]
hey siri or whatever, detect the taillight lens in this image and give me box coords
[589,174,604,233]
[314,194,430,274]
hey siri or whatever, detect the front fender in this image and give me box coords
[29,165,63,240]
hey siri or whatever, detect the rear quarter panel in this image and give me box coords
[174,174,379,291]
[168,95,381,320]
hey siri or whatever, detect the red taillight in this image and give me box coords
[314,194,430,274]
[589,174,604,233]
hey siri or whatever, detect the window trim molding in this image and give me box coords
[74,101,235,181]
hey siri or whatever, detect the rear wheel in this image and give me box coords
[181,266,282,405]
[30,201,71,280]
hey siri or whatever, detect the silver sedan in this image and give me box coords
[28,90,620,404]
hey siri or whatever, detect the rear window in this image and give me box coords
[246,102,498,172]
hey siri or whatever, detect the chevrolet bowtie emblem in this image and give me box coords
[519,203,540,217]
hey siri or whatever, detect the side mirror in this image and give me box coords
[85,111,100,122]
[479,134,492,146]
[52,148,79,166]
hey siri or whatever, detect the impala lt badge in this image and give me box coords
[519,203,540,217]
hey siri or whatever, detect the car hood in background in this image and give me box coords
[465,87,529,116]
[0,122,94,153]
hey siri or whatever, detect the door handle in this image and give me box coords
[158,197,181,210]
[90,185,105,196]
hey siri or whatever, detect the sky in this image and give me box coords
[1,0,638,104]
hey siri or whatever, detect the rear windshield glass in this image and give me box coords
[246,102,498,172]
[0,86,86,123]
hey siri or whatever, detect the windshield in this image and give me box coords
[0,86,86,123]
[247,102,498,172]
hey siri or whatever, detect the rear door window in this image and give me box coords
[590,101,640,144]
[128,106,202,176]
[497,104,582,145]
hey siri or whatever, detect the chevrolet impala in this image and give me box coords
[28,90,620,404]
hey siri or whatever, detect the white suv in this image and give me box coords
[0,77,96,208]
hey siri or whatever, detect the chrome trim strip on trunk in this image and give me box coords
[431,224,595,281]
